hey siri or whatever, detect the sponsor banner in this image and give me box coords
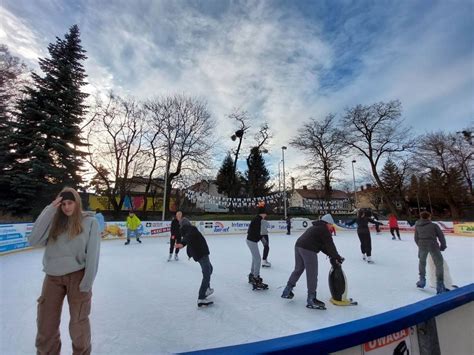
[453,222,474,237]
[102,221,171,239]
[0,223,33,254]
[196,220,310,235]
[363,327,416,354]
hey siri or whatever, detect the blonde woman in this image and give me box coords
[29,187,101,355]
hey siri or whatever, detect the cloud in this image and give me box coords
[1,0,473,185]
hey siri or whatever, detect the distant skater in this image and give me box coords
[168,212,182,261]
[246,204,269,290]
[125,210,142,245]
[347,210,379,263]
[261,214,271,267]
[286,215,291,235]
[388,214,401,240]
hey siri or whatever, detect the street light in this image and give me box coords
[162,153,170,221]
[282,146,287,219]
[278,160,282,212]
[351,160,357,209]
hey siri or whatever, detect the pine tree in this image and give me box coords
[245,147,271,197]
[0,45,28,210]
[216,153,238,196]
[380,159,404,214]
[9,25,89,215]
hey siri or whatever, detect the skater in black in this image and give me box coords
[286,215,291,235]
[347,209,378,263]
[281,214,344,309]
[168,212,181,261]
[246,204,269,290]
[175,219,214,307]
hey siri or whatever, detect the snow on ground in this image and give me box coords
[1,230,473,354]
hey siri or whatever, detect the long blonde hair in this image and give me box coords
[48,187,84,241]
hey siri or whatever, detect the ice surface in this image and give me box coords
[1,231,473,354]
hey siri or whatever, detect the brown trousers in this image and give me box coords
[36,269,92,355]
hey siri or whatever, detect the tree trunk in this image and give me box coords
[371,164,397,215]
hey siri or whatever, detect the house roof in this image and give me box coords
[295,189,348,199]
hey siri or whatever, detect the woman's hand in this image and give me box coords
[52,196,63,208]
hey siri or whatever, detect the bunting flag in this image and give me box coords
[183,189,283,208]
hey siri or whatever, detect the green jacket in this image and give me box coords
[126,214,141,230]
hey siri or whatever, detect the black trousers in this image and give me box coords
[357,229,372,256]
[169,237,181,254]
[261,235,269,260]
[390,227,400,239]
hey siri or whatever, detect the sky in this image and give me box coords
[1,0,473,186]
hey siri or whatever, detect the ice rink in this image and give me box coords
[1,230,473,354]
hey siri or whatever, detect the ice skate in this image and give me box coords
[262,260,271,268]
[367,256,374,264]
[197,298,214,307]
[416,277,426,289]
[281,285,294,299]
[306,293,326,310]
[167,254,172,262]
[248,273,254,284]
[137,238,142,243]
[362,254,366,261]
[251,276,268,290]
[392,236,396,240]
[174,254,179,261]
[124,240,130,245]
[436,281,448,294]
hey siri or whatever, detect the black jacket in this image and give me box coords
[247,215,263,242]
[348,216,378,231]
[181,225,210,262]
[170,218,181,242]
[295,220,341,259]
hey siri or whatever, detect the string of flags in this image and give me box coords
[183,189,283,208]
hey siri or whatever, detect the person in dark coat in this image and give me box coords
[281,214,344,309]
[246,205,269,289]
[347,209,379,263]
[286,215,291,235]
[414,211,447,294]
[168,213,182,261]
[176,219,214,306]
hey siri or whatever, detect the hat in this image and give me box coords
[321,213,335,224]
[59,191,75,202]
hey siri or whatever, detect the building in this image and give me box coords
[290,186,352,214]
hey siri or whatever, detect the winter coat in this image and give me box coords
[388,216,399,228]
[348,216,377,231]
[295,220,342,259]
[414,219,447,249]
[247,215,263,242]
[180,225,210,262]
[170,218,181,241]
[126,214,141,231]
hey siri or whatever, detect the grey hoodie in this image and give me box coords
[28,204,101,292]
[414,218,447,249]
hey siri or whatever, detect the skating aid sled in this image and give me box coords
[328,264,358,306]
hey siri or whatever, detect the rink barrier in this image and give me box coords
[182,283,474,354]
[0,219,467,254]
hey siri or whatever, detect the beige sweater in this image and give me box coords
[29,204,101,292]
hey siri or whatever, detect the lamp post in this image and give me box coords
[351,160,357,209]
[278,160,282,213]
[282,146,287,219]
[162,153,170,221]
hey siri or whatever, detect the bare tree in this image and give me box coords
[229,109,250,197]
[447,129,473,196]
[340,100,415,215]
[290,114,348,201]
[85,93,147,215]
[146,95,215,217]
[415,131,469,218]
